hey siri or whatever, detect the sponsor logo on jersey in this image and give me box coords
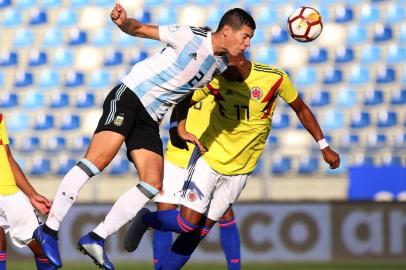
[187,191,197,202]
[113,115,124,126]
[250,87,263,101]
[169,25,180,32]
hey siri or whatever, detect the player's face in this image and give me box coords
[225,25,254,57]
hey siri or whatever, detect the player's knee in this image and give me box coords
[137,181,161,200]
[141,179,162,191]
[76,158,102,178]
[83,155,111,171]
[150,182,162,191]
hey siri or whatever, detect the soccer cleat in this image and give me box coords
[33,225,62,268]
[124,207,151,252]
[77,233,114,270]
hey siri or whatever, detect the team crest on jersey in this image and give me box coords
[187,191,197,202]
[113,115,124,126]
[169,25,180,32]
[250,87,263,101]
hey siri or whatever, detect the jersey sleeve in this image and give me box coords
[159,25,190,47]
[191,87,210,103]
[278,71,299,104]
[0,114,9,145]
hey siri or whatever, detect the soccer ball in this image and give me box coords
[287,7,323,42]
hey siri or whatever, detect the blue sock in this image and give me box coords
[153,230,173,270]
[219,218,241,270]
[35,257,57,270]
[0,251,5,270]
[143,210,199,234]
[162,226,211,270]
[162,230,201,270]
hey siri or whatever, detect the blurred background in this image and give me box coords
[0,0,405,268]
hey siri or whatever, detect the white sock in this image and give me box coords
[93,183,157,239]
[46,160,99,231]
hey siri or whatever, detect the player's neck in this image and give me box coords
[223,61,251,82]
[240,61,251,81]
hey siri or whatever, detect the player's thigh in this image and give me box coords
[85,131,125,170]
[179,155,218,220]
[206,174,249,222]
[126,101,163,187]
[153,160,186,205]
[4,192,41,248]
[129,149,163,189]
[87,84,139,169]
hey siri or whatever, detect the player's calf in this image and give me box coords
[124,208,151,252]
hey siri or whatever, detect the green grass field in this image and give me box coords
[6,261,406,270]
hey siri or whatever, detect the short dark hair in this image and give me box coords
[217,8,256,31]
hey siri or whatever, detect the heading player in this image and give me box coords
[33,4,255,270]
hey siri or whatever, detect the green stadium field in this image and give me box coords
[6,261,406,270]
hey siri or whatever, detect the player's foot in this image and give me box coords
[77,233,114,270]
[33,225,62,268]
[124,207,151,252]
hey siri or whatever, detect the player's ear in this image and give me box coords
[222,25,231,38]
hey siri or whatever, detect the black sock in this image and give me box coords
[89,232,104,241]
[43,224,58,239]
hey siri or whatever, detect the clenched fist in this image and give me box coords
[110,3,127,26]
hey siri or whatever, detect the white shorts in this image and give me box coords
[179,150,249,221]
[153,160,187,205]
[0,191,41,248]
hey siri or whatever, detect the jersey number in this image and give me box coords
[193,102,202,110]
[188,71,204,87]
[234,105,249,120]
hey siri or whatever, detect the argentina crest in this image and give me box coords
[113,115,124,126]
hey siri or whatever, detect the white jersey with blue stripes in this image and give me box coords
[121,25,228,122]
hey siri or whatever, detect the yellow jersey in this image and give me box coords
[191,62,298,175]
[0,114,19,195]
[165,95,216,169]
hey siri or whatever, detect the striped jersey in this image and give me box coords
[0,114,19,195]
[121,25,228,122]
[191,62,298,175]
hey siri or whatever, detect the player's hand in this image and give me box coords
[321,147,340,169]
[111,3,127,26]
[178,129,206,154]
[30,194,51,215]
[169,125,188,150]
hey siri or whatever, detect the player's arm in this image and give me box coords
[172,94,206,154]
[110,3,159,40]
[5,146,51,214]
[288,96,340,169]
[169,108,188,150]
